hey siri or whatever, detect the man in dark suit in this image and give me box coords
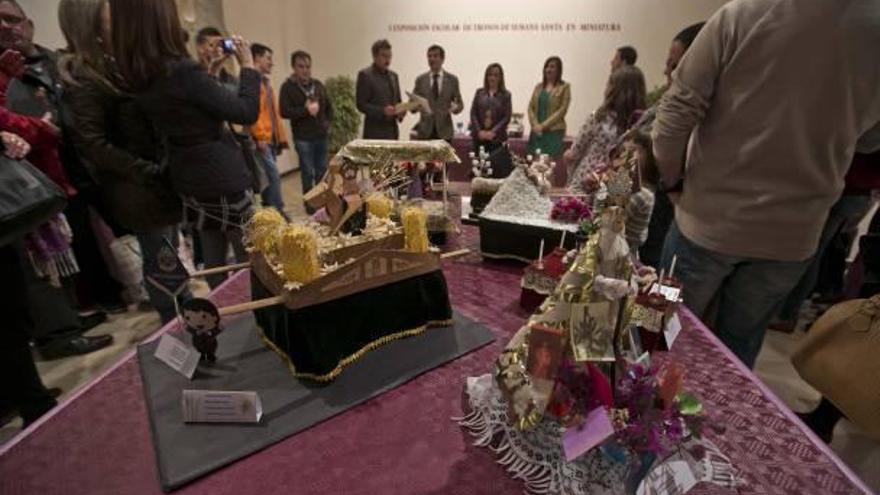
[412,45,463,141]
[356,39,403,139]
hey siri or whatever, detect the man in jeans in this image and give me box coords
[652,0,880,368]
[250,43,288,216]
[280,50,333,213]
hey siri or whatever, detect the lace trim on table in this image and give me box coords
[521,269,560,295]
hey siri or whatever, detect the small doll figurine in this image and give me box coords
[182,298,222,363]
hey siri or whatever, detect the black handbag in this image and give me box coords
[227,124,269,195]
[0,156,67,246]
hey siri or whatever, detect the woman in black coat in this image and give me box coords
[58,0,187,323]
[110,0,261,288]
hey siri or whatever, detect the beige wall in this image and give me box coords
[27,0,728,141]
[223,0,728,138]
[23,0,64,49]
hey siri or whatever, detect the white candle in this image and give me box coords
[559,230,567,250]
[537,239,545,268]
[669,255,678,280]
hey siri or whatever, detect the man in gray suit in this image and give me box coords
[411,45,463,141]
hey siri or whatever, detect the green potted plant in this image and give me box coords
[325,75,360,153]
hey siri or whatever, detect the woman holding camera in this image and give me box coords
[110,0,260,288]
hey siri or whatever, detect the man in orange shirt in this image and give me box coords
[250,43,288,216]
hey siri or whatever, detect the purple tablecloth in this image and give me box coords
[0,227,871,495]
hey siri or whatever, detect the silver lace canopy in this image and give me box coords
[336,139,460,165]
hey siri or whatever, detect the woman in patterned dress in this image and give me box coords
[564,65,646,192]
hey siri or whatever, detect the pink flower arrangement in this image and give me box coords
[550,196,593,223]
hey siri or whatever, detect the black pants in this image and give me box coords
[64,189,125,309]
[0,245,57,424]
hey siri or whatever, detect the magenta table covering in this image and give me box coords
[0,227,871,495]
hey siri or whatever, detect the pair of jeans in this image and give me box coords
[182,191,254,289]
[258,146,285,214]
[136,227,192,324]
[660,221,811,368]
[776,195,872,321]
[199,229,247,288]
[294,139,329,199]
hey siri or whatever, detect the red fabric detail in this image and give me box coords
[844,151,880,195]
[587,363,614,409]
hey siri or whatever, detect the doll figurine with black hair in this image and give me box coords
[182,298,223,363]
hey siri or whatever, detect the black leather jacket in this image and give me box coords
[63,76,180,232]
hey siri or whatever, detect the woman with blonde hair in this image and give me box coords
[564,65,646,192]
[58,0,187,323]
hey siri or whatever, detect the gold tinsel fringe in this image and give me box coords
[257,318,455,382]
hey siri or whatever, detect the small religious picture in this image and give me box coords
[526,324,565,383]
[182,298,223,364]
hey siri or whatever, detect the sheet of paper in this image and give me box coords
[664,313,683,350]
[636,459,698,495]
[181,390,263,423]
[154,333,199,379]
[561,407,614,461]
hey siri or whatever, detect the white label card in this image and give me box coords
[664,313,683,350]
[154,333,200,379]
[650,283,681,303]
[181,390,263,423]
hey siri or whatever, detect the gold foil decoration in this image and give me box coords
[402,207,429,253]
[277,224,321,284]
[246,208,287,253]
[366,193,393,219]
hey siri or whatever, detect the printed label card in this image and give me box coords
[181,390,263,423]
[154,333,200,379]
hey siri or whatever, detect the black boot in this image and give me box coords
[797,397,843,444]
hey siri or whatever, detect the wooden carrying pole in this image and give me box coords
[214,249,470,317]
[218,295,286,316]
[190,262,251,278]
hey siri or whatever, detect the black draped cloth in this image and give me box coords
[252,270,453,381]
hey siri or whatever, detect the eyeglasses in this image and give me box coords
[0,13,26,27]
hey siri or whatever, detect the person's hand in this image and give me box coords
[383,105,397,117]
[0,49,24,78]
[583,171,600,193]
[532,124,543,136]
[256,141,268,152]
[231,35,254,69]
[563,148,574,163]
[41,112,60,137]
[450,99,462,114]
[208,50,231,77]
[306,100,320,117]
[1,131,30,159]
